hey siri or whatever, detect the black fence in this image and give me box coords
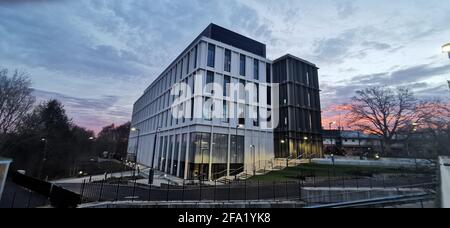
[74,173,436,207]
[2,171,81,208]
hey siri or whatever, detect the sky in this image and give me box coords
[1,0,449,133]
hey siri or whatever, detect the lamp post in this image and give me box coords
[39,138,48,180]
[329,122,336,130]
[442,43,450,59]
[131,127,141,176]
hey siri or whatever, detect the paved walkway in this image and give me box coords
[52,171,135,184]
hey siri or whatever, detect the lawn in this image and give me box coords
[249,163,434,182]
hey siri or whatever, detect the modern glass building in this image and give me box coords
[128,24,322,180]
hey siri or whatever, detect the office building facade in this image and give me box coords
[128,24,322,180]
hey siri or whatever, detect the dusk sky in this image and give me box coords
[1,0,449,133]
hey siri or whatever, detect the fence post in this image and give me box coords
[273,181,276,201]
[244,179,247,202]
[257,180,260,201]
[80,179,86,202]
[382,175,386,189]
[115,181,120,201]
[10,191,17,208]
[228,181,231,202]
[342,176,345,189]
[213,180,217,202]
[313,173,316,188]
[27,190,33,208]
[148,183,152,202]
[327,169,331,189]
[98,179,105,202]
[285,181,288,200]
[132,178,137,202]
[356,176,359,189]
[166,179,170,202]
[181,180,185,202]
[298,181,302,201]
[199,179,202,202]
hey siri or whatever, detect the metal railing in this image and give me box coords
[70,171,436,207]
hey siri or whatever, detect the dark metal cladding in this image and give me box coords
[201,23,266,58]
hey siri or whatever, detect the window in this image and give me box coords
[267,87,272,105]
[194,45,198,68]
[180,59,183,79]
[224,49,231,72]
[253,107,260,127]
[186,52,190,74]
[207,44,215,68]
[204,97,213,121]
[212,134,229,179]
[306,72,310,85]
[238,103,245,126]
[167,135,173,173]
[230,135,244,175]
[223,75,230,97]
[308,92,311,107]
[172,135,180,176]
[188,133,211,180]
[239,79,246,100]
[240,54,246,76]
[256,83,259,103]
[223,100,229,123]
[206,71,214,95]
[190,97,195,120]
[266,63,271,83]
[178,133,187,178]
[254,59,259,80]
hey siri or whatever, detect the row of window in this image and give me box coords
[133,98,273,134]
[133,70,273,124]
[207,43,270,82]
[135,43,200,113]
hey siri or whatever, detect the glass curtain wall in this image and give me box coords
[188,133,211,180]
[212,134,228,179]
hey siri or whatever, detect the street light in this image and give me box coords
[39,138,48,180]
[329,121,336,130]
[442,43,450,59]
[131,127,141,176]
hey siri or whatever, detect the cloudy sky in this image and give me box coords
[1,0,449,132]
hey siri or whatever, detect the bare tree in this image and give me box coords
[347,86,421,153]
[0,68,35,149]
